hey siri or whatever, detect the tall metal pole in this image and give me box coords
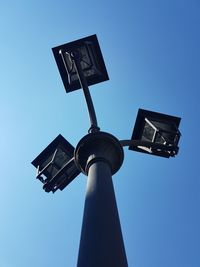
[71,48,128,266]
[75,132,128,267]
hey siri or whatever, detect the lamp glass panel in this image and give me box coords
[62,44,100,83]
[149,119,178,145]
[54,148,71,168]
[41,147,72,179]
[141,121,156,142]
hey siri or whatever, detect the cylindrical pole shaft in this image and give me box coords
[77,160,128,267]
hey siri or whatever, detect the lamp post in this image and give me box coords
[32,34,181,267]
[74,131,127,267]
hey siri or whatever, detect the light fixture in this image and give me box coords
[129,109,181,158]
[31,134,80,193]
[52,34,109,93]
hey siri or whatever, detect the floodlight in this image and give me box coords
[129,109,181,158]
[31,134,80,193]
[52,34,109,93]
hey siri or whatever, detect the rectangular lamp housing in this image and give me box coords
[129,109,181,158]
[52,34,109,93]
[31,134,80,193]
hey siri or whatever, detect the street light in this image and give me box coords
[31,134,80,193]
[32,34,182,267]
[128,108,181,158]
[52,34,109,93]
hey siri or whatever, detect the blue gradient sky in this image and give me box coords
[0,1,199,266]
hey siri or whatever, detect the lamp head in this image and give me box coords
[32,134,80,193]
[129,109,181,158]
[52,34,109,93]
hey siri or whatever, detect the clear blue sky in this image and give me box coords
[0,1,199,266]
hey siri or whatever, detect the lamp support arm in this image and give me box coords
[71,52,99,133]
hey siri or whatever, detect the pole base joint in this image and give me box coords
[74,131,124,175]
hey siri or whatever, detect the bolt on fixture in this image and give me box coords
[32,34,181,267]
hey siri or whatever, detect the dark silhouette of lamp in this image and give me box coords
[128,109,181,158]
[52,34,109,93]
[31,134,80,193]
